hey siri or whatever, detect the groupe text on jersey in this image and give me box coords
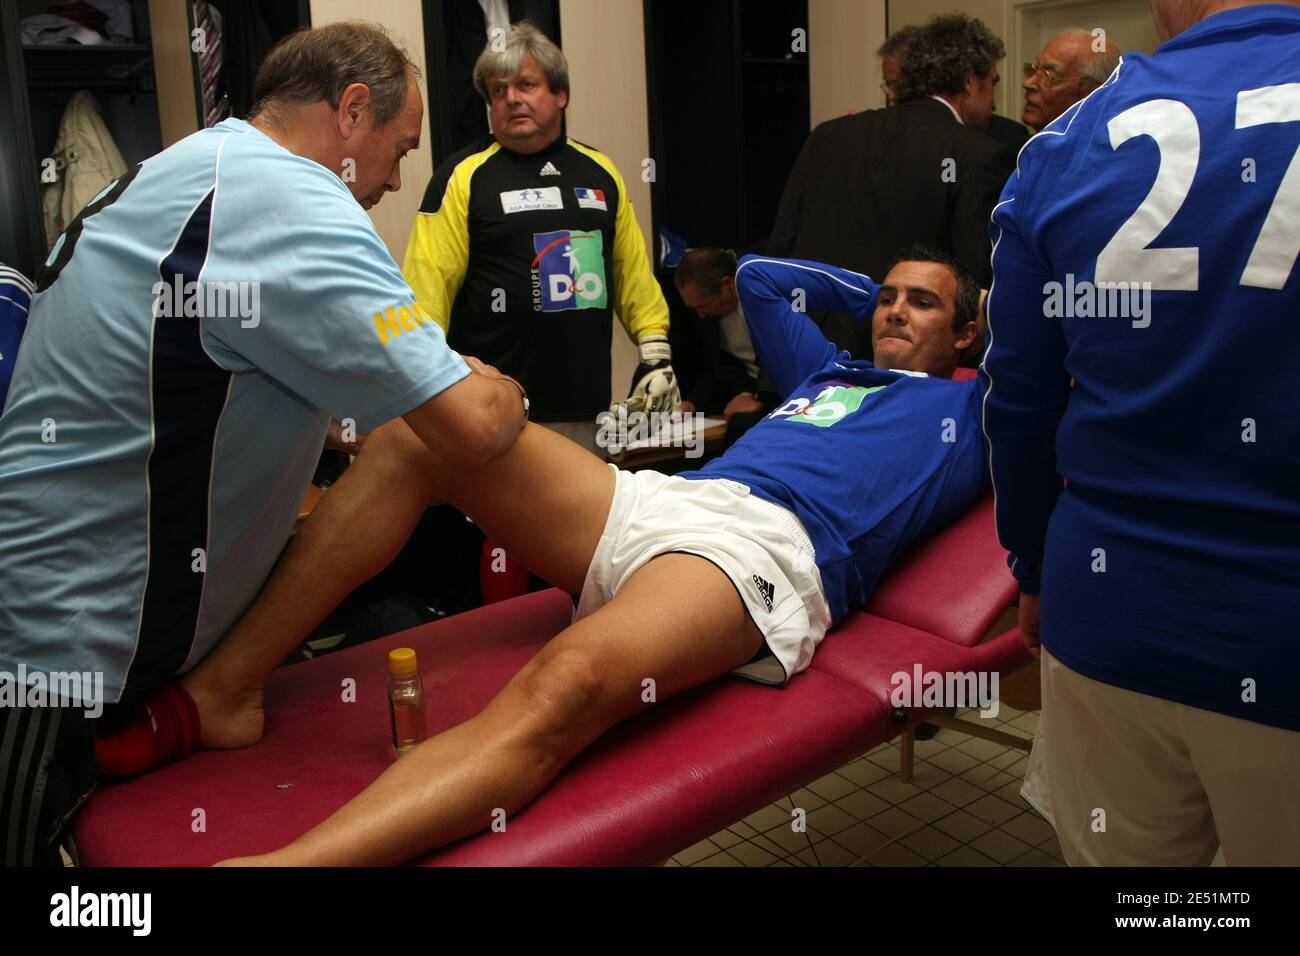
[0,117,467,702]
[404,134,669,421]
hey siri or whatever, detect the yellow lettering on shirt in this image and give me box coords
[375,303,429,345]
[374,307,402,345]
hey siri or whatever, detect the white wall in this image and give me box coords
[1017,0,1159,55]
[148,0,199,148]
[310,0,433,266]
[810,0,889,123]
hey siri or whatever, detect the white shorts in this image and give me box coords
[575,466,832,685]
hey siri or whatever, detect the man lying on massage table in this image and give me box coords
[120,247,987,865]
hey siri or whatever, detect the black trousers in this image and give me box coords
[0,702,98,867]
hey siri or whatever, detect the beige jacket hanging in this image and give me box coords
[41,91,127,249]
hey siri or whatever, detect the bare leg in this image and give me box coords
[184,420,615,749]
[219,552,763,866]
[430,421,616,593]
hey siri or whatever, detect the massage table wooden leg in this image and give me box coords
[929,714,1033,752]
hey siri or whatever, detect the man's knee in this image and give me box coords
[360,419,445,502]
[512,648,612,765]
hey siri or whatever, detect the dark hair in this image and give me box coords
[877,25,922,60]
[250,21,419,125]
[674,247,738,296]
[887,244,980,332]
[895,13,1006,102]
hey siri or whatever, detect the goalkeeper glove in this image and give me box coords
[617,334,679,416]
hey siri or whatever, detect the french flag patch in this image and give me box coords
[574,187,607,211]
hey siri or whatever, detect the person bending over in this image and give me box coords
[0,22,527,867]
[131,249,985,865]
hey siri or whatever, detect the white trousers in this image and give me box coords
[1033,648,1300,866]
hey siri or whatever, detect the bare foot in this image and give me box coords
[213,855,273,866]
[180,673,266,751]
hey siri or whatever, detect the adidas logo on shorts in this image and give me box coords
[539,161,561,176]
[752,574,775,613]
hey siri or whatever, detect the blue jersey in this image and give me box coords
[981,5,1300,730]
[682,256,987,626]
[0,265,33,408]
[0,118,468,702]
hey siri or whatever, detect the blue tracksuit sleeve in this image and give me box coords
[979,180,1070,595]
[733,255,878,399]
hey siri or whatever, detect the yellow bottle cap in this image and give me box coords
[388,647,418,677]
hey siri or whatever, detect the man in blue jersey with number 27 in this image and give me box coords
[198,248,988,866]
[982,0,1300,865]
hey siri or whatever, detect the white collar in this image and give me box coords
[929,95,963,125]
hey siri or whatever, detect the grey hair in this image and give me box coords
[1054,28,1123,89]
[473,20,569,102]
[250,21,419,125]
[877,24,922,60]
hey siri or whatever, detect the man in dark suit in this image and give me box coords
[879,24,1030,155]
[769,13,1014,358]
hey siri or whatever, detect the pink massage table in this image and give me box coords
[74,488,1031,866]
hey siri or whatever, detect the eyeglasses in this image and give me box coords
[1022,61,1078,89]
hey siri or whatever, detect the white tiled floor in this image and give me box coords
[668,706,1064,867]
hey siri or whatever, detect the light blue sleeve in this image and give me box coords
[202,150,469,433]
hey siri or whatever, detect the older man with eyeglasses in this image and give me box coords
[1022,29,1122,131]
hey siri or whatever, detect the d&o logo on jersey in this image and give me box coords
[531,229,607,312]
[769,382,884,427]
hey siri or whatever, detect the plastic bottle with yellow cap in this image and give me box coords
[387,647,426,758]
